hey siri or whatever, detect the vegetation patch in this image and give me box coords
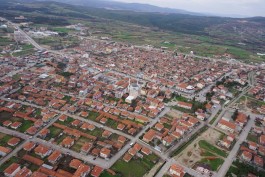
[198,140,227,157]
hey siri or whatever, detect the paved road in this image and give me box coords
[212,86,252,127]
[0,97,172,168]
[0,127,29,165]
[216,114,256,177]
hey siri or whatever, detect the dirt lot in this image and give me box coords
[174,128,223,168]
[165,109,183,119]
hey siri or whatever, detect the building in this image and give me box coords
[100,148,111,158]
[241,151,252,162]
[176,101,193,110]
[61,137,74,148]
[0,146,11,156]
[217,119,236,133]
[14,167,32,177]
[91,166,103,177]
[4,163,21,177]
[48,150,62,164]
[169,164,185,177]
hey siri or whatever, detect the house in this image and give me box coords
[14,167,32,177]
[118,136,126,144]
[34,145,52,158]
[235,113,248,127]
[38,129,50,139]
[100,118,107,124]
[59,114,68,122]
[254,155,264,167]
[143,129,156,143]
[4,163,21,177]
[3,120,12,127]
[227,134,236,142]
[175,126,188,135]
[23,142,35,151]
[91,166,103,177]
[169,164,185,177]
[10,122,22,130]
[134,115,149,124]
[48,150,62,164]
[61,137,74,148]
[259,135,265,146]
[7,137,20,147]
[100,148,111,158]
[171,131,181,139]
[69,159,82,169]
[73,163,91,177]
[80,122,90,130]
[241,151,252,162]
[219,138,232,149]
[177,101,192,110]
[22,154,44,166]
[141,147,152,155]
[197,113,206,121]
[123,153,133,162]
[117,124,125,131]
[30,171,48,177]
[87,124,95,131]
[258,146,265,156]
[26,126,38,135]
[71,119,81,127]
[248,141,258,151]
[128,148,137,156]
[81,142,93,155]
[162,136,174,146]
[217,119,236,133]
[155,123,164,131]
[0,146,11,156]
[102,130,112,138]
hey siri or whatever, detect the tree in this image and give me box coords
[232,109,238,121]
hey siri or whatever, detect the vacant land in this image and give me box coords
[198,140,228,158]
[174,128,227,171]
[111,154,159,177]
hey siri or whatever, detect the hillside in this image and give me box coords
[0,0,265,62]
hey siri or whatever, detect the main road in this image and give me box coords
[215,113,257,177]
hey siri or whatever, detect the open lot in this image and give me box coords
[111,154,159,177]
[174,128,227,171]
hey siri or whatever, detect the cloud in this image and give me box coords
[113,0,265,17]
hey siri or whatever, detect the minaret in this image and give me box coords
[128,78,131,92]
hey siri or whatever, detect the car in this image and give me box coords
[93,157,96,160]
[130,142,134,146]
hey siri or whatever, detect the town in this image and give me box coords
[0,14,265,177]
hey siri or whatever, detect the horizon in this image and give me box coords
[111,0,265,17]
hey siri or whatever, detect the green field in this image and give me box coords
[226,160,265,177]
[100,171,120,177]
[111,154,159,177]
[52,27,71,33]
[0,133,12,147]
[200,158,224,171]
[247,134,259,143]
[18,120,34,133]
[198,140,227,157]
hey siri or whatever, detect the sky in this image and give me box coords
[113,0,265,17]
